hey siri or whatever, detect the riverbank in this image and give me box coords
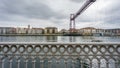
[0,34,120,36]
[0,34,63,36]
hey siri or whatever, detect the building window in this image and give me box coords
[47,29,49,34]
[53,29,55,34]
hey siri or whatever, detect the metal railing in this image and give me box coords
[0,42,120,68]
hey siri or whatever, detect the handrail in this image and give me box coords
[0,42,120,45]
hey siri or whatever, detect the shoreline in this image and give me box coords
[0,34,120,36]
[0,34,63,36]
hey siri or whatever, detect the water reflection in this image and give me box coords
[0,36,120,42]
[46,36,57,42]
[69,36,76,42]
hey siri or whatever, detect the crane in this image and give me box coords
[69,0,96,33]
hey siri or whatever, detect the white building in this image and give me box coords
[104,29,120,36]
[44,27,58,34]
[80,27,96,36]
[77,29,84,35]
[93,29,105,36]
[31,28,44,34]
[0,27,15,34]
[16,28,28,34]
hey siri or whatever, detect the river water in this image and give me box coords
[0,36,120,42]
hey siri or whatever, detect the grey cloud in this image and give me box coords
[70,0,84,3]
[101,1,120,24]
[75,0,120,25]
[0,0,66,22]
[0,0,120,29]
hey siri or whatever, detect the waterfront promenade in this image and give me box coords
[0,42,120,68]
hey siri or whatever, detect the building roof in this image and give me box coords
[0,27,14,29]
[32,28,43,29]
[81,27,96,29]
[45,27,57,29]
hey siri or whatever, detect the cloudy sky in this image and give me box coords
[0,0,120,30]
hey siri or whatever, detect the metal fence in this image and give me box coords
[0,42,120,68]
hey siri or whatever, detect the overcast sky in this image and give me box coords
[0,0,120,29]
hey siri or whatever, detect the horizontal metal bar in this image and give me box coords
[0,42,120,45]
[0,54,119,56]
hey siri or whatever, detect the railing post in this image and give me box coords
[17,60,20,68]
[0,60,2,68]
[115,61,118,68]
[81,60,83,68]
[98,61,100,68]
[48,60,52,68]
[2,60,4,68]
[32,60,35,68]
[90,61,92,68]
[40,60,44,68]
[106,62,109,68]
[72,61,75,68]
[0,60,3,68]
[56,61,59,68]
[25,60,28,68]
[9,60,12,68]
[65,61,67,68]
